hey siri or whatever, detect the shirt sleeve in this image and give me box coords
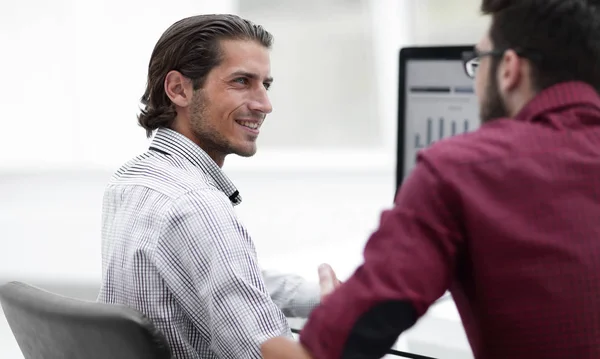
[299,158,464,359]
[262,269,320,318]
[155,188,293,359]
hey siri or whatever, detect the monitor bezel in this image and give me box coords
[395,45,475,197]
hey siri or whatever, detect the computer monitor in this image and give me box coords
[395,45,481,192]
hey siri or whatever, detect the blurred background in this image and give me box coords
[0,0,488,357]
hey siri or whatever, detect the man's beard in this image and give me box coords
[480,66,509,124]
[188,90,259,160]
[189,91,233,158]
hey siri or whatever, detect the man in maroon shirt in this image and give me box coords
[262,0,600,358]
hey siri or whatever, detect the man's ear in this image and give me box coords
[164,70,194,108]
[497,49,522,93]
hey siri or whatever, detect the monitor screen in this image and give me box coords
[396,46,481,191]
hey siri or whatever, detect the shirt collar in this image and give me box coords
[148,127,242,205]
[515,81,600,123]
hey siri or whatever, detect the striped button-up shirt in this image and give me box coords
[98,127,319,358]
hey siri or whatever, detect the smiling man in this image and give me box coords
[97,14,339,358]
[165,37,273,167]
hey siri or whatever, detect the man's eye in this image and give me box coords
[234,78,248,85]
[264,82,271,91]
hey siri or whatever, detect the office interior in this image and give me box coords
[0,0,488,358]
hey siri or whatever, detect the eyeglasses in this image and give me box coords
[461,49,505,79]
[461,48,542,79]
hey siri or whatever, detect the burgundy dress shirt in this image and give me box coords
[300,81,600,359]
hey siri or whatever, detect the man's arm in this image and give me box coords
[299,158,464,359]
[262,269,320,318]
[155,189,292,358]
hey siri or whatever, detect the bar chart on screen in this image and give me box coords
[402,87,480,175]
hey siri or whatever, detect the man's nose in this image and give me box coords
[249,87,273,114]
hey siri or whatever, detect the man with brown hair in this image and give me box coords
[262,0,600,358]
[97,14,339,358]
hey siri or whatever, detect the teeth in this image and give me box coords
[238,121,259,129]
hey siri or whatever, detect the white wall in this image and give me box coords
[412,0,489,45]
[0,0,234,170]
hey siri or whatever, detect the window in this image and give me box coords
[412,0,489,45]
[226,0,413,171]
[237,0,381,150]
[0,0,239,171]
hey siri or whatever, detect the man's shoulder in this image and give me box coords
[419,119,527,170]
[166,186,235,217]
[107,151,218,199]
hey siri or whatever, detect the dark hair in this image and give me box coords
[138,14,273,138]
[481,0,600,93]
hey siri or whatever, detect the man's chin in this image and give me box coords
[233,146,258,158]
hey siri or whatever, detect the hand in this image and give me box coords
[318,263,341,302]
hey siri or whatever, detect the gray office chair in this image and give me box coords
[0,281,171,359]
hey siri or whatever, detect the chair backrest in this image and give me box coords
[0,281,171,359]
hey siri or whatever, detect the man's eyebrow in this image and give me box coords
[230,70,273,83]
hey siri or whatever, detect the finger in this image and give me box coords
[318,263,334,283]
[318,263,336,295]
[321,263,340,284]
